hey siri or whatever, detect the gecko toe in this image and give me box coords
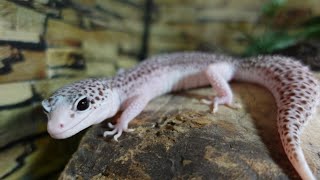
[103,128,117,137]
[107,122,115,129]
[125,128,135,132]
[226,102,242,110]
[200,98,212,105]
[113,130,123,141]
[212,98,219,113]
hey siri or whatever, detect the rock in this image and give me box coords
[59,81,320,179]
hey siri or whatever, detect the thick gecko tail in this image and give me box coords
[236,55,319,179]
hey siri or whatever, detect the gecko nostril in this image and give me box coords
[60,124,64,128]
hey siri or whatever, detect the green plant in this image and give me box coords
[243,0,320,56]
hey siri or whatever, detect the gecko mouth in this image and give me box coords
[48,110,94,138]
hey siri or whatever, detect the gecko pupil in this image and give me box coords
[77,98,89,111]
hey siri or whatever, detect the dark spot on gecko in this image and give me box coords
[282,124,289,131]
[99,91,103,96]
[288,92,296,97]
[283,119,289,123]
[91,100,95,104]
[70,114,75,118]
[95,96,100,100]
[301,100,307,105]
[297,107,303,112]
[308,79,316,85]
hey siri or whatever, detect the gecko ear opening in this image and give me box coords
[42,99,51,113]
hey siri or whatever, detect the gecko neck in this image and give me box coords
[113,86,132,106]
[110,89,122,116]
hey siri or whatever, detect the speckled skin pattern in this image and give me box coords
[42,52,319,180]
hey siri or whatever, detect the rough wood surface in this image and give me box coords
[60,81,320,179]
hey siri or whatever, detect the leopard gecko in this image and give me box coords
[42,52,319,180]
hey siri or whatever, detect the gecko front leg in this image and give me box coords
[103,95,150,141]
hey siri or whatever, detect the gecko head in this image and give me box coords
[42,79,120,139]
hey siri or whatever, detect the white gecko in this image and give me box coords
[42,52,319,180]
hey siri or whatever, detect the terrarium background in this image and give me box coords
[0,0,320,179]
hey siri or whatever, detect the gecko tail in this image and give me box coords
[283,139,316,180]
[235,55,319,179]
[295,150,316,180]
[277,107,317,180]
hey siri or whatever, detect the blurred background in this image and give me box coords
[0,0,320,179]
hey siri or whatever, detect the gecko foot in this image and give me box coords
[104,122,134,141]
[201,96,241,113]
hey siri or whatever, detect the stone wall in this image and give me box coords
[0,0,142,179]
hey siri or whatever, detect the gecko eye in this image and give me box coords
[77,97,89,111]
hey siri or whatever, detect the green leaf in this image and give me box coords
[262,0,287,17]
[244,31,301,56]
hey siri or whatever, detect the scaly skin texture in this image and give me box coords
[42,52,319,179]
